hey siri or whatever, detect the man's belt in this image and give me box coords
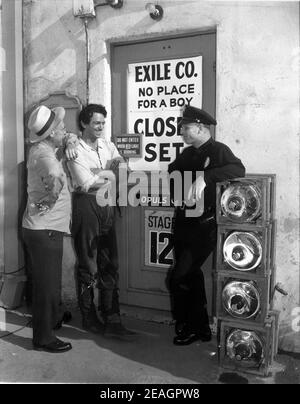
[73,187,98,196]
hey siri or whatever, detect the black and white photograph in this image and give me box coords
[0,0,299,387]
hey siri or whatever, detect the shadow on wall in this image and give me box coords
[24,1,203,105]
[24,6,123,105]
[24,8,86,104]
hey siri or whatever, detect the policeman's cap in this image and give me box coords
[181,105,217,126]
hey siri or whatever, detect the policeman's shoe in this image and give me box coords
[82,317,104,334]
[104,322,137,338]
[173,332,200,346]
[198,327,212,342]
[173,329,212,345]
[62,311,73,323]
[33,337,72,353]
[175,321,188,336]
[199,331,212,342]
[53,311,73,330]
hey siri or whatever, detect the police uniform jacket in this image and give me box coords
[168,137,245,239]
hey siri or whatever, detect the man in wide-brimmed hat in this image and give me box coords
[22,104,73,353]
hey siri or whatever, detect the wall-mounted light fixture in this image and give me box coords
[73,0,96,18]
[73,0,124,103]
[73,0,123,17]
[94,0,123,9]
[145,2,163,21]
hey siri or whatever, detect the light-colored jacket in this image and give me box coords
[22,141,71,233]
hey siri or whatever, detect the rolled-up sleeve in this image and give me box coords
[67,155,99,192]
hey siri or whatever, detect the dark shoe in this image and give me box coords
[173,332,201,346]
[198,329,212,342]
[82,318,104,334]
[198,325,212,342]
[175,321,188,336]
[173,328,212,345]
[53,311,73,330]
[62,311,72,323]
[104,322,137,338]
[33,338,72,353]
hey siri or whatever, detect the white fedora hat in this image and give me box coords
[28,105,65,143]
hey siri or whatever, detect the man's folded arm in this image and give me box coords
[67,158,115,193]
[63,133,80,161]
[204,146,245,184]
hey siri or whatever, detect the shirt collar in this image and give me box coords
[79,138,104,152]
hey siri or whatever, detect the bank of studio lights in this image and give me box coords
[216,174,278,376]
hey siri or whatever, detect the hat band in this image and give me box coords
[36,110,55,136]
[182,118,201,123]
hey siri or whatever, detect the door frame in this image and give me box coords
[109,29,217,47]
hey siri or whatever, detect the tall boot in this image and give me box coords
[78,282,104,334]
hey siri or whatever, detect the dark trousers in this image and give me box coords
[169,219,217,334]
[72,193,120,320]
[22,228,63,345]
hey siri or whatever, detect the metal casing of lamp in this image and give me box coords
[221,280,261,319]
[218,312,278,376]
[216,223,276,277]
[226,329,265,366]
[223,231,263,272]
[220,182,262,223]
[216,174,279,376]
[216,272,272,324]
[216,175,276,226]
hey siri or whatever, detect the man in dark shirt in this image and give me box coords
[168,105,245,345]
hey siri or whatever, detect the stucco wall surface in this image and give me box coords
[0,10,4,273]
[23,0,300,351]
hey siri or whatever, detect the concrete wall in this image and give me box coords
[23,0,300,350]
[0,0,25,276]
[0,2,4,273]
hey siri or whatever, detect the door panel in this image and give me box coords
[112,33,216,138]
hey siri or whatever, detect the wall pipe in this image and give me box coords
[83,18,91,104]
